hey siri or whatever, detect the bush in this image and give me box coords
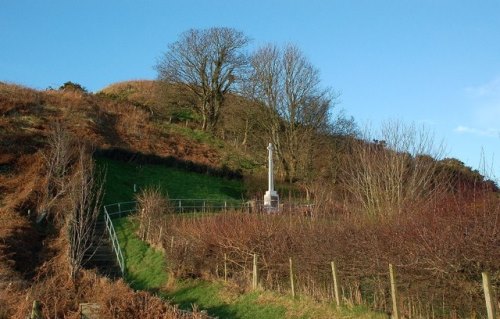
[59,81,87,93]
[135,186,173,249]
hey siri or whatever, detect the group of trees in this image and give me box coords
[156,27,345,183]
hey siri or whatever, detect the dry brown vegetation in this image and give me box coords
[159,187,499,317]
[1,80,498,318]
[0,82,225,317]
[0,81,228,168]
[136,186,174,249]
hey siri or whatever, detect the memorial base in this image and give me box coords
[264,190,279,212]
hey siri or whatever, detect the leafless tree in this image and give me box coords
[248,44,334,182]
[156,27,250,132]
[67,145,104,280]
[39,123,75,223]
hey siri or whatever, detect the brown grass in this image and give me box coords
[0,81,235,317]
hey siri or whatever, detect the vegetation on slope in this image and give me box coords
[1,79,498,318]
[98,155,386,318]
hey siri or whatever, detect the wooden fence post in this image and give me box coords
[482,272,496,319]
[289,257,296,298]
[30,300,41,319]
[389,264,400,319]
[252,253,258,290]
[331,261,341,307]
[224,253,228,282]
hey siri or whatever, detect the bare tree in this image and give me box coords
[248,44,334,182]
[67,146,104,280]
[156,27,250,132]
[39,123,75,223]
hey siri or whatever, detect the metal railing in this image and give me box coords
[104,199,248,216]
[103,205,126,276]
[102,200,220,318]
[170,198,247,213]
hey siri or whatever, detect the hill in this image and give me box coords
[1,80,498,318]
[0,81,261,317]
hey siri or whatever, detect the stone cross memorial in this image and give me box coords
[264,143,279,210]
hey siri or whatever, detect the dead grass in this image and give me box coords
[0,81,246,317]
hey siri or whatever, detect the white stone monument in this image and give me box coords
[264,143,279,210]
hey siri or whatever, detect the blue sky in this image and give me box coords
[1,0,499,180]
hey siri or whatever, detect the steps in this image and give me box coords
[83,220,122,279]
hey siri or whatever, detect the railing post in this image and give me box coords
[289,257,295,298]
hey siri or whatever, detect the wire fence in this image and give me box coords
[101,200,498,318]
[103,199,314,216]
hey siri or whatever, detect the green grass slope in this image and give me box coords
[97,156,245,205]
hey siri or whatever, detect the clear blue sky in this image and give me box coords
[1,0,499,180]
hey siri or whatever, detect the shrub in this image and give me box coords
[59,81,87,93]
[135,186,173,249]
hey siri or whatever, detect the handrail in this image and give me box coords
[103,206,125,276]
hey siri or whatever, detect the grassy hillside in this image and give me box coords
[97,156,245,204]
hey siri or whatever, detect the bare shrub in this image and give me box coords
[165,190,499,317]
[136,186,172,249]
[343,121,447,217]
